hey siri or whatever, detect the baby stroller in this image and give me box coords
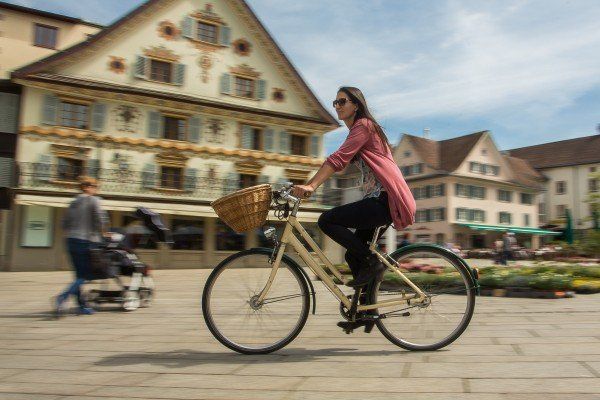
[83,207,171,311]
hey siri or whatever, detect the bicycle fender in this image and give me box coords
[253,247,317,315]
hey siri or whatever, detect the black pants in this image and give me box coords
[318,192,392,277]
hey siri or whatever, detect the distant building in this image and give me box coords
[0,1,102,268]
[507,135,600,236]
[335,130,555,252]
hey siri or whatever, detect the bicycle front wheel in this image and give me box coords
[202,248,310,354]
[372,245,476,351]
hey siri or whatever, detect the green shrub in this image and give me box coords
[529,274,572,291]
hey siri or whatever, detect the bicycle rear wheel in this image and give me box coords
[371,245,476,351]
[202,248,310,354]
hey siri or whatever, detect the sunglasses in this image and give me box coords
[332,98,351,108]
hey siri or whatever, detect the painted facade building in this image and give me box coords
[5,0,342,271]
[507,135,600,236]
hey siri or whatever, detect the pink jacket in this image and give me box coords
[324,118,416,230]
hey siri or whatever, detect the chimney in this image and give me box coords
[423,128,430,139]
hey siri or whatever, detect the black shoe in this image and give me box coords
[348,256,386,287]
[337,320,375,334]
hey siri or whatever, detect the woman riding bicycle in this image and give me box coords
[292,87,416,288]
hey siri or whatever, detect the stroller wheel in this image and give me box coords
[140,289,153,308]
[122,290,140,311]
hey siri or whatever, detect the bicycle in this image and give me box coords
[202,183,478,354]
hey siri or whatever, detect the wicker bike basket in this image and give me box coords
[210,184,273,233]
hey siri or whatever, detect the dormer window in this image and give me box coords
[198,21,218,43]
[135,46,185,86]
[220,64,266,100]
[150,60,172,83]
[182,5,231,48]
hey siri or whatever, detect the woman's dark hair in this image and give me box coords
[338,86,392,151]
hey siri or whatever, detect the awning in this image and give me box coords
[455,223,561,235]
[14,194,321,222]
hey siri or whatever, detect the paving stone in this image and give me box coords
[0,270,599,398]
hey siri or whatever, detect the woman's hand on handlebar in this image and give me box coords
[291,184,314,199]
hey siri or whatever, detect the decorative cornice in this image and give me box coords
[235,159,264,175]
[230,63,261,78]
[191,3,226,25]
[21,126,324,167]
[143,45,180,62]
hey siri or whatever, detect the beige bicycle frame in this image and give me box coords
[256,213,427,312]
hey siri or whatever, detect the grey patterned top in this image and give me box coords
[355,157,385,199]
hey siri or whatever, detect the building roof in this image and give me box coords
[0,1,104,28]
[405,131,486,172]
[507,134,600,169]
[11,0,338,127]
[402,130,546,189]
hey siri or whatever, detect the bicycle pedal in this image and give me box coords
[364,321,375,333]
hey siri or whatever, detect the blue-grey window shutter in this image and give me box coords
[0,93,19,134]
[241,125,253,149]
[41,94,58,125]
[134,56,147,79]
[310,135,320,157]
[257,79,266,100]
[220,73,231,94]
[182,16,194,39]
[34,154,52,181]
[174,63,185,86]
[184,168,197,191]
[86,159,100,178]
[219,26,231,46]
[0,157,14,187]
[279,131,290,154]
[224,172,239,195]
[148,111,161,138]
[91,103,106,132]
[142,163,156,188]
[189,116,202,143]
[264,128,274,152]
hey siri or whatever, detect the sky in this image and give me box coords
[6,0,600,154]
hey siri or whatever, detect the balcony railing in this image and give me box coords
[16,162,343,207]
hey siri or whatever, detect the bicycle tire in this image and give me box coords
[369,245,476,351]
[202,248,310,354]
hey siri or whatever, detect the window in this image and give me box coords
[239,174,257,189]
[539,202,547,224]
[523,214,530,226]
[498,189,513,202]
[499,212,511,224]
[123,215,157,249]
[404,151,411,157]
[234,76,254,98]
[415,234,431,243]
[455,184,485,199]
[57,157,83,182]
[34,24,58,49]
[470,161,499,175]
[291,134,308,156]
[172,219,204,250]
[591,167,597,173]
[197,21,218,43]
[456,208,484,222]
[556,181,566,195]
[556,204,567,218]
[216,220,245,251]
[520,193,533,204]
[163,116,186,141]
[60,102,89,129]
[150,59,173,83]
[589,178,598,193]
[401,163,423,177]
[435,233,444,245]
[160,166,183,189]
